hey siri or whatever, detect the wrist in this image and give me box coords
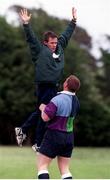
[72,17,77,23]
[23,21,29,24]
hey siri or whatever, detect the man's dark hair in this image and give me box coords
[43,31,58,42]
[67,75,80,92]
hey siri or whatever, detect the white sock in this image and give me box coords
[61,172,72,179]
[38,169,49,176]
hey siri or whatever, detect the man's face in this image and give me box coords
[45,37,58,52]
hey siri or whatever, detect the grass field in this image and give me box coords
[0,146,110,179]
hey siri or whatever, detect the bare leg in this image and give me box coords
[57,156,72,179]
[37,153,52,179]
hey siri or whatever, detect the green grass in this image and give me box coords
[0,146,110,179]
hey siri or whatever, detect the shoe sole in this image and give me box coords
[15,128,23,146]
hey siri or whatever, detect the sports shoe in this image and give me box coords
[15,127,26,147]
[32,144,40,153]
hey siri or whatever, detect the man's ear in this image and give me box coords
[65,82,68,88]
[43,41,48,45]
[63,81,68,89]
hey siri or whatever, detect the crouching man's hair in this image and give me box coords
[67,75,80,92]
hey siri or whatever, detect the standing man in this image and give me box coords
[38,75,80,179]
[15,8,77,150]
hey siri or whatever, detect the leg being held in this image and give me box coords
[15,111,39,147]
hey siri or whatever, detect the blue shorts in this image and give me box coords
[39,129,74,158]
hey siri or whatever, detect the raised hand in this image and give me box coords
[19,8,32,24]
[72,7,77,21]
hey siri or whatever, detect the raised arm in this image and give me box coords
[58,7,77,49]
[19,9,41,62]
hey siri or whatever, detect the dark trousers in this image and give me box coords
[21,83,58,146]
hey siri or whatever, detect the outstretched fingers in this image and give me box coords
[19,8,32,23]
[72,7,77,20]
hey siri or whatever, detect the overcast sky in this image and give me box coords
[0,0,110,58]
